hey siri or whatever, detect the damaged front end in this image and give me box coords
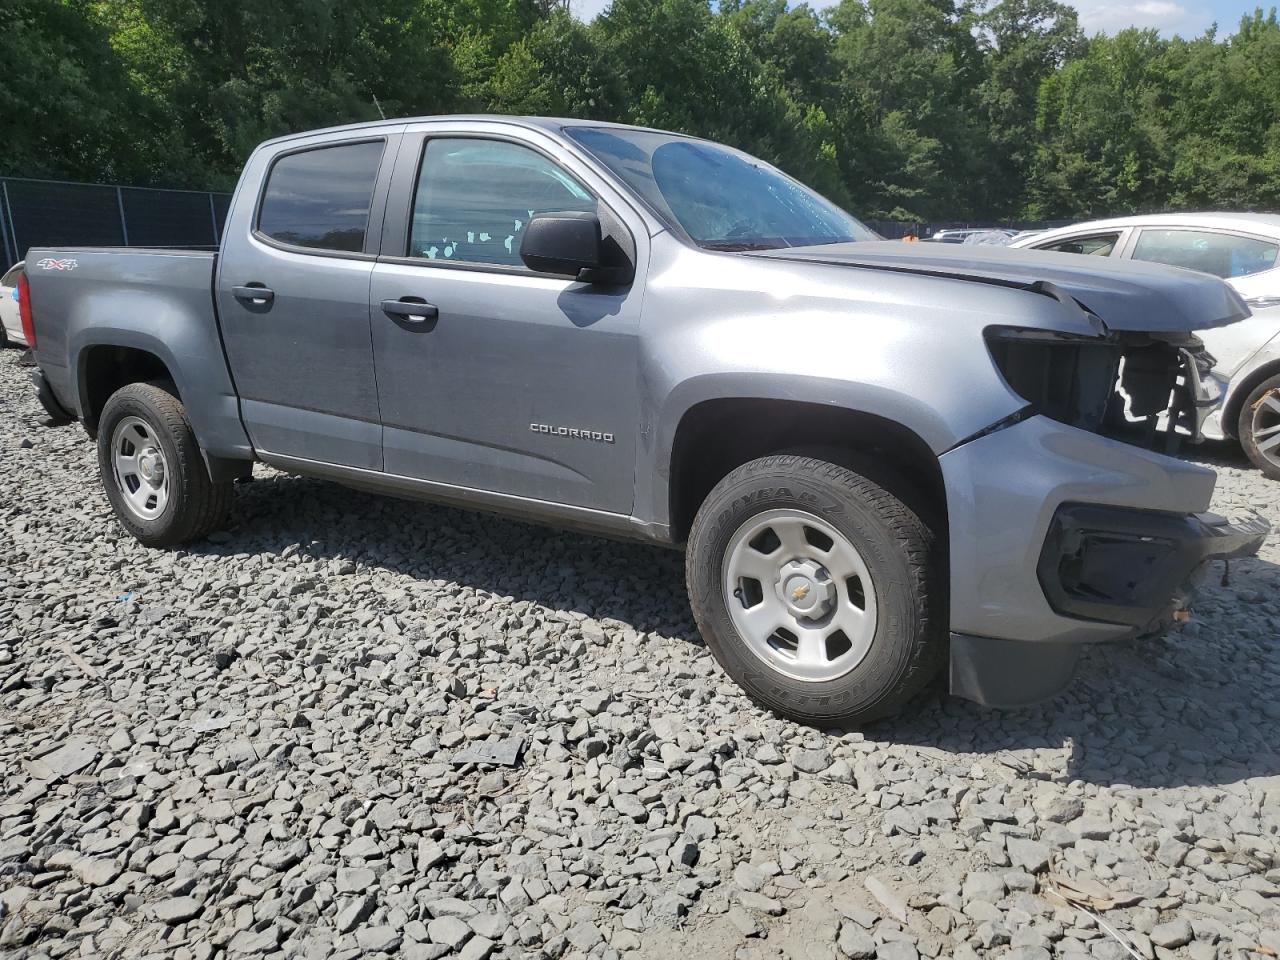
[944,315,1268,709]
[986,325,1221,452]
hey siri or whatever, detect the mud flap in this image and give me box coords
[949,632,1083,708]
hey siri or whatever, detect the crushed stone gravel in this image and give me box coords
[1,347,1278,959]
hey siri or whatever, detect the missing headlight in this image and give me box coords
[986,327,1216,452]
[985,328,1123,434]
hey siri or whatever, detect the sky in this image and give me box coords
[569,0,1269,38]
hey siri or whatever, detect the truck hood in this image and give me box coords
[749,241,1250,333]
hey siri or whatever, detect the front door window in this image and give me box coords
[409,139,596,267]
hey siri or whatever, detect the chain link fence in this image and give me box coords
[0,177,232,273]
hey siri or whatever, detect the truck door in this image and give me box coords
[215,133,400,470]
[367,127,646,514]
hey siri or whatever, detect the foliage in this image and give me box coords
[2,0,1279,221]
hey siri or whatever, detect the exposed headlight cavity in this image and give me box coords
[985,326,1213,450]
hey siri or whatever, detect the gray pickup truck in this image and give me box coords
[23,116,1268,725]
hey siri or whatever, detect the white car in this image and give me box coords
[0,261,27,347]
[1009,213,1280,299]
[1011,214,1280,479]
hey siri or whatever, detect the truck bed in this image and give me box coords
[25,246,252,461]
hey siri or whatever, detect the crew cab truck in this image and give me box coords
[23,117,1269,725]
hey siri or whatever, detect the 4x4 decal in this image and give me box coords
[36,258,78,272]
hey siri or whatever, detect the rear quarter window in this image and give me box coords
[257,140,385,253]
[1131,229,1280,279]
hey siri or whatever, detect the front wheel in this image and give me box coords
[96,381,232,546]
[1238,373,1280,482]
[685,455,944,725]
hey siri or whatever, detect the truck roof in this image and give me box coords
[256,115,680,150]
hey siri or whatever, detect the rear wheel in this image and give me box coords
[97,381,232,546]
[1238,373,1280,482]
[686,455,944,725]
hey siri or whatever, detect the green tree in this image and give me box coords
[827,0,987,220]
[481,11,623,118]
[976,0,1083,216]
[0,0,165,182]
[5,0,1280,223]
[1028,29,1168,217]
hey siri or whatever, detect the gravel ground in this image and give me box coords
[2,345,1278,960]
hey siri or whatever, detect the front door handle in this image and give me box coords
[232,284,275,306]
[381,298,439,324]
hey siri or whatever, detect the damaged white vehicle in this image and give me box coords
[1011,214,1280,478]
[1200,302,1280,479]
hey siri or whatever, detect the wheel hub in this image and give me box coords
[776,558,835,620]
[137,448,163,484]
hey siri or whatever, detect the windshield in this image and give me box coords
[566,127,879,252]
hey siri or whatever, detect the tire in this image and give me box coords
[96,381,233,546]
[1237,373,1280,482]
[686,455,944,725]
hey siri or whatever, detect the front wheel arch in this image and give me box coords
[1224,358,1280,440]
[666,397,948,547]
[1237,371,1280,480]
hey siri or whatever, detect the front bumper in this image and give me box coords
[1037,505,1268,631]
[941,415,1269,707]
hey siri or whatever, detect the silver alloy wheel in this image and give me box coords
[110,415,170,520]
[1251,389,1280,469]
[723,508,878,683]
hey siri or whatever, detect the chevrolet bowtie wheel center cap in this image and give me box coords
[138,448,163,485]
[777,558,835,620]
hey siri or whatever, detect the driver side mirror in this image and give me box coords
[520,212,630,284]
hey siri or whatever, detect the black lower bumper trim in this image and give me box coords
[949,632,1082,708]
[30,369,74,427]
[1038,504,1269,631]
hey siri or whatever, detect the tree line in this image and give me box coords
[2,0,1278,223]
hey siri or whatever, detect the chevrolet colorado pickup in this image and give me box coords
[22,116,1269,725]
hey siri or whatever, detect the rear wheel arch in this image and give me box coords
[666,397,948,550]
[77,343,182,435]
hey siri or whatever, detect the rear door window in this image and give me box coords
[257,140,385,253]
[1035,233,1121,256]
[1131,229,1279,279]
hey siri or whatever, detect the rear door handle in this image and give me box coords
[381,298,439,324]
[232,285,274,305]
